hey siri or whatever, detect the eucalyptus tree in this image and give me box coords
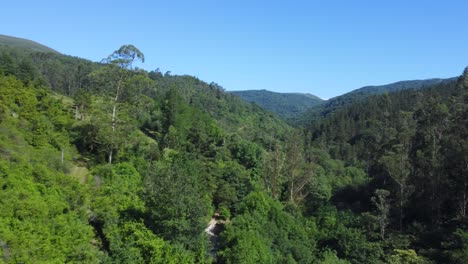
[380,111,415,231]
[90,45,145,164]
[372,189,390,240]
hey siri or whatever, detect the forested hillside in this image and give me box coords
[0,34,59,53]
[230,90,323,119]
[231,78,454,125]
[297,78,455,124]
[0,37,467,263]
[303,70,468,263]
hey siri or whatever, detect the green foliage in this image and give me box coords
[312,206,384,264]
[303,69,468,263]
[144,150,211,248]
[371,189,390,240]
[147,74,292,148]
[0,45,97,95]
[0,75,98,262]
[102,222,195,264]
[92,163,144,221]
[214,160,253,211]
[1,39,466,264]
[442,229,468,264]
[219,191,317,263]
[299,77,454,124]
[221,229,274,264]
[387,249,426,264]
[231,140,264,177]
[219,205,231,220]
[0,159,98,263]
[319,250,350,264]
[231,89,324,120]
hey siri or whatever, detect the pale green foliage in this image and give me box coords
[387,249,426,264]
[0,75,98,262]
[92,163,144,221]
[371,189,390,240]
[102,222,195,264]
[319,250,351,264]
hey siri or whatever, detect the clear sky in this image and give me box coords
[1,0,467,99]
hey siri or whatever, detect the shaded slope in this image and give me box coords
[297,77,455,124]
[326,78,455,110]
[230,89,324,119]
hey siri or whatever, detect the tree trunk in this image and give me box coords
[464,163,468,219]
[400,185,403,231]
[108,149,113,165]
[111,103,117,132]
[380,220,385,240]
[109,79,121,164]
[462,182,467,219]
[290,181,294,202]
[75,105,79,120]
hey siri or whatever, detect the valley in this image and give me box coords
[0,35,466,264]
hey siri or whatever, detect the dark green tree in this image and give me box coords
[144,150,211,248]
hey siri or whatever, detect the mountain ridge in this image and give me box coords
[0,34,59,53]
[331,77,456,100]
[308,77,457,120]
[230,77,456,123]
[229,89,324,119]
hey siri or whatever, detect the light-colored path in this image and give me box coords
[205,218,217,236]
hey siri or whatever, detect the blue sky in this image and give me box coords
[1,0,467,99]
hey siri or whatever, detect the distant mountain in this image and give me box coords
[0,34,59,53]
[230,89,324,119]
[325,78,456,110]
[297,77,456,124]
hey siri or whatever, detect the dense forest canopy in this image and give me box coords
[0,38,467,264]
[293,78,456,125]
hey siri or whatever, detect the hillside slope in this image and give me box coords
[0,34,59,53]
[326,78,455,109]
[297,77,455,124]
[230,89,324,119]
[1,35,467,264]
